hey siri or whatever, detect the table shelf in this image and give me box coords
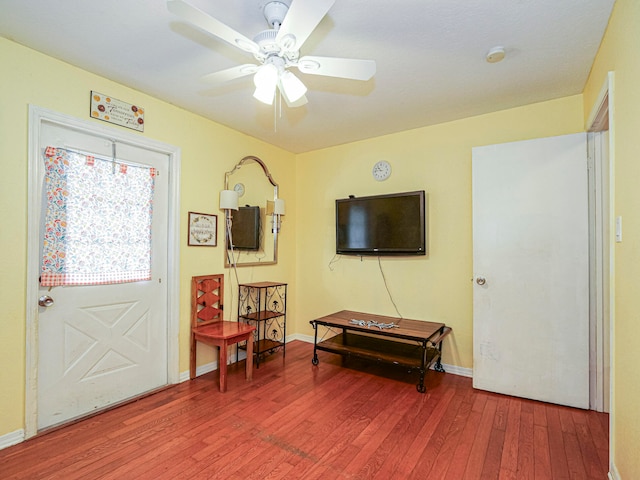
[316,332,441,370]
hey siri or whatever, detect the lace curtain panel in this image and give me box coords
[40,146,156,286]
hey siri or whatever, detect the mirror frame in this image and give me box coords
[224,155,280,268]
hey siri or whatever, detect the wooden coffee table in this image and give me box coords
[310,310,451,393]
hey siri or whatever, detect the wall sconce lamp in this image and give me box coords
[220,189,239,232]
[267,198,285,233]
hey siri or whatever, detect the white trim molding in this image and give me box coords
[608,462,620,480]
[181,348,252,383]
[0,429,25,450]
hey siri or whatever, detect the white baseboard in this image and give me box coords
[440,363,473,377]
[291,334,473,378]
[292,333,315,343]
[185,335,473,379]
[608,463,620,480]
[179,348,250,383]
[0,429,24,450]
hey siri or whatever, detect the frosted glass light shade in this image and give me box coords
[253,84,276,105]
[280,71,307,103]
[274,198,285,215]
[220,190,239,210]
[253,64,278,105]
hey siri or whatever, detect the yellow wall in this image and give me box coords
[0,38,296,437]
[583,0,640,476]
[2,25,617,457]
[295,96,585,369]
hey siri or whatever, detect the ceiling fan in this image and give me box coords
[167,0,376,107]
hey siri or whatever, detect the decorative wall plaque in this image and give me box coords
[188,212,218,246]
[90,91,145,131]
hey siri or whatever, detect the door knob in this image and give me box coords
[476,277,487,286]
[38,295,54,307]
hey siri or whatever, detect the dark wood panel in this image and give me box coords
[0,341,609,479]
[316,332,438,368]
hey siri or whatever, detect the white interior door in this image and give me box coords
[36,121,169,429]
[472,133,589,409]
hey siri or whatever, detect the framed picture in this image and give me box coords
[188,212,217,246]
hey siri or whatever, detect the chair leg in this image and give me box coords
[190,335,197,380]
[245,335,254,381]
[218,342,229,393]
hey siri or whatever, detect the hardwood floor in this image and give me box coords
[0,340,609,479]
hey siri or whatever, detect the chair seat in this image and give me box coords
[193,321,255,341]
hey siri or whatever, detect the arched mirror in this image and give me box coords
[223,156,282,267]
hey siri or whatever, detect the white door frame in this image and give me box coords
[24,105,181,438]
[586,71,614,414]
[586,72,615,474]
[587,129,610,413]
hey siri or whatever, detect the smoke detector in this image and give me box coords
[486,46,506,63]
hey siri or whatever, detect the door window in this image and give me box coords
[40,146,156,286]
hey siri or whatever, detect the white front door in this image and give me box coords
[472,133,590,409]
[35,120,169,429]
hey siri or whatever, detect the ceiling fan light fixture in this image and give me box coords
[253,83,277,105]
[279,70,307,102]
[253,63,279,104]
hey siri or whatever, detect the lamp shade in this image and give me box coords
[220,190,239,210]
[274,198,285,215]
[253,63,278,105]
[280,71,307,103]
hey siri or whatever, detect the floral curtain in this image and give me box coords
[41,146,156,286]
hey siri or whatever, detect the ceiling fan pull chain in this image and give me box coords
[273,92,278,133]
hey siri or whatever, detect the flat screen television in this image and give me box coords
[336,190,426,256]
[230,206,260,251]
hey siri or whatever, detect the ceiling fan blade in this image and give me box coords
[167,0,259,53]
[275,0,335,52]
[201,64,259,85]
[297,56,376,81]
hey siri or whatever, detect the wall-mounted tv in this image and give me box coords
[336,190,426,256]
[230,206,260,251]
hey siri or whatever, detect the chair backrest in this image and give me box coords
[191,274,225,329]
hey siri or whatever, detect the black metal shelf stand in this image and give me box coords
[238,282,287,368]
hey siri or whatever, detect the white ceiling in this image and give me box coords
[1,0,615,153]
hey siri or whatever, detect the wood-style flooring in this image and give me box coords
[0,340,609,479]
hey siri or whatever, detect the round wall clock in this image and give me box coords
[372,160,391,181]
[233,182,245,197]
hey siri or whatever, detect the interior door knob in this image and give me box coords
[38,295,54,307]
[476,277,487,286]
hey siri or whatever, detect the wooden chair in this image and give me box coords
[191,274,255,392]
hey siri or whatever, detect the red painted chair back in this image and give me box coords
[192,274,225,328]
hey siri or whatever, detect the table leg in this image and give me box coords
[218,342,228,393]
[311,321,319,365]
